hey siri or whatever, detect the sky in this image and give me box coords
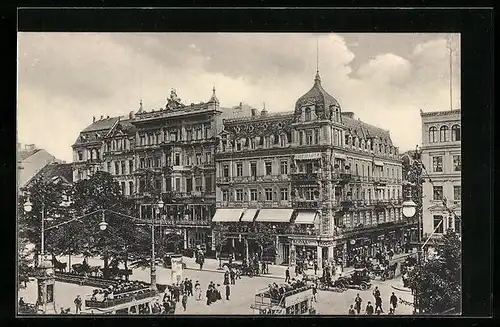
[17,33,460,163]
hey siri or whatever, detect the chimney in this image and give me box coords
[93,116,96,123]
[342,112,355,119]
[239,102,243,107]
[106,115,110,119]
[251,108,257,117]
[100,115,104,120]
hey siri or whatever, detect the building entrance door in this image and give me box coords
[282,244,290,265]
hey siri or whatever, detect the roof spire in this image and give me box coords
[209,83,219,104]
[315,36,321,84]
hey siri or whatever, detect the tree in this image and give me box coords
[212,223,230,268]
[407,231,462,314]
[248,223,279,261]
[70,171,139,277]
[18,237,34,290]
[18,175,69,266]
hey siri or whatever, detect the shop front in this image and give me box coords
[289,238,335,268]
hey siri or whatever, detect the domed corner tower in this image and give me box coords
[294,72,342,123]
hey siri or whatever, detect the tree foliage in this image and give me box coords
[18,175,70,264]
[407,231,462,314]
[248,223,278,259]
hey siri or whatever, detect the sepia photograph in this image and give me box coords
[17,31,462,316]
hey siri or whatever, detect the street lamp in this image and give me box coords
[150,199,164,292]
[23,197,46,264]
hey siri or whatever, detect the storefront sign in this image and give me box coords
[291,239,317,246]
[318,240,335,247]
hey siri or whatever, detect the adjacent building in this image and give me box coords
[17,143,60,190]
[213,72,407,266]
[420,109,461,237]
[72,88,249,251]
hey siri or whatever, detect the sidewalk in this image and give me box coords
[391,277,412,293]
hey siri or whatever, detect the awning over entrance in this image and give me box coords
[255,209,294,223]
[374,160,384,167]
[334,153,347,160]
[295,152,322,160]
[211,209,244,222]
[241,209,258,222]
[294,211,318,224]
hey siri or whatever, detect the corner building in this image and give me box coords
[214,72,407,267]
[420,109,461,238]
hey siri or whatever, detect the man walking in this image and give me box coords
[373,286,381,299]
[312,283,317,302]
[74,295,82,314]
[225,284,231,300]
[314,260,318,276]
[354,294,363,314]
[230,268,236,285]
[375,294,384,313]
[285,267,290,282]
[390,292,398,312]
[181,291,188,311]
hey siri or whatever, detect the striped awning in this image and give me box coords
[294,211,318,224]
[211,209,244,222]
[295,152,322,160]
[255,209,294,223]
[241,209,258,222]
[374,160,384,166]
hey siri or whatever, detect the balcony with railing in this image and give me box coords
[372,176,388,186]
[291,199,320,209]
[283,225,320,236]
[290,171,321,182]
[161,218,211,227]
[216,176,233,184]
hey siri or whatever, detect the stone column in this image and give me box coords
[290,244,296,266]
[183,228,188,249]
[316,245,323,271]
[342,242,348,269]
[328,246,334,261]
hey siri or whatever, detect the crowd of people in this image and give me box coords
[88,280,150,303]
[267,278,310,302]
[348,288,399,315]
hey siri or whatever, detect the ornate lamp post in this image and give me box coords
[150,199,164,292]
[23,196,56,314]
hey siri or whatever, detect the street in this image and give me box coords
[19,255,414,315]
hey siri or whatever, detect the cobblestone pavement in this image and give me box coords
[19,254,414,315]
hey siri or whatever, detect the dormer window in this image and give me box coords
[305,107,312,121]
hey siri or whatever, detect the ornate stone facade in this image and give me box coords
[215,73,406,266]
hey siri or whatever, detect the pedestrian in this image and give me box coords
[375,294,384,313]
[373,286,381,299]
[314,261,318,276]
[354,294,362,314]
[390,292,398,312]
[285,267,290,282]
[365,301,374,315]
[230,268,236,285]
[225,284,231,300]
[74,295,82,314]
[195,281,202,301]
[188,279,193,296]
[18,297,25,307]
[181,292,188,311]
[348,305,356,315]
[294,264,298,277]
[60,307,66,315]
[312,283,317,302]
[206,287,211,306]
[224,271,230,285]
[216,284,222,301]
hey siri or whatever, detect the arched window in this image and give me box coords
[305,107,312,121]
[440,126,449,142]
[429,126,437,143]
[451,124,461,141]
